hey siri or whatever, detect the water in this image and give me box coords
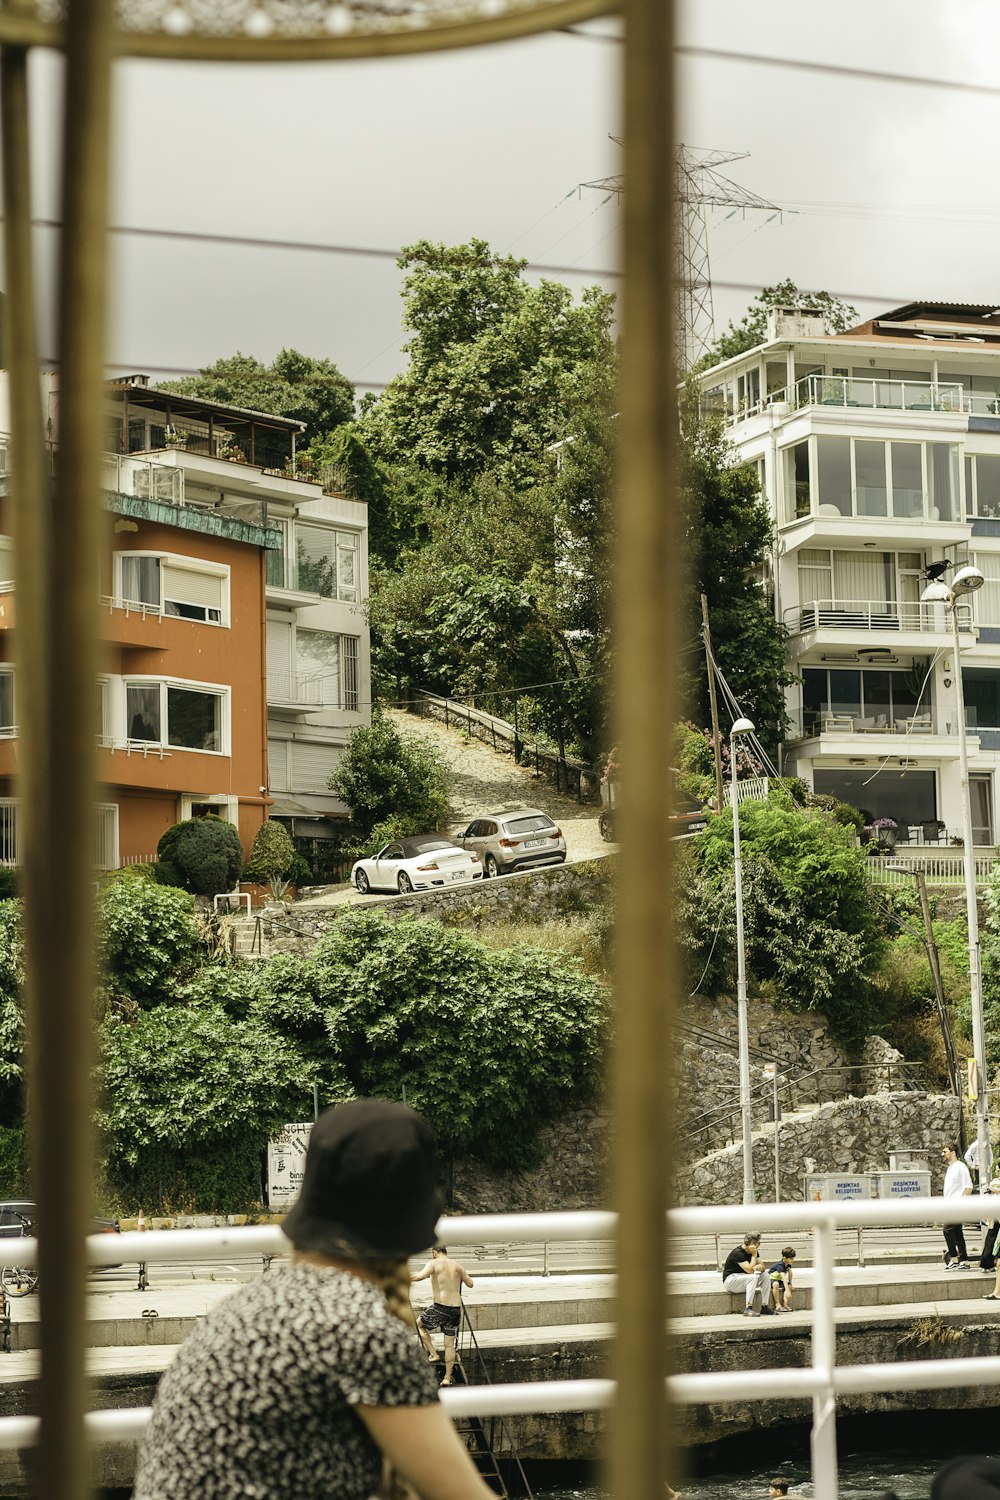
[534,1447,995,1500]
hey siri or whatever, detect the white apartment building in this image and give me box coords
[698,301,1000,850]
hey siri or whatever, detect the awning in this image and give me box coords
[268,792,350,820]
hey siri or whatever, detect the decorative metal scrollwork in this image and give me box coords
[1,0,614,59]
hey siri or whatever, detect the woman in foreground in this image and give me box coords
[133,1098,498,1500]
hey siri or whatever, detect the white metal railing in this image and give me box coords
[785,599,974,636]
[3,1198,1000,1500]
[866,852,995,885]
[266,670,333,708]
[786,706,963,740]
[791,373,965,417]
[99,593,161,620]
[729,775,769,806]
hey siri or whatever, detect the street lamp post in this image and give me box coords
[731,716,756,1205]
[922,567,992,1188]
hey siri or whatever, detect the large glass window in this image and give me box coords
[120,556,160,609]
[782,442,810,523]
[126,683,160,742]
[126,681,224,751]
[295,526,359,601]
[965,454,1000,519]
[856,441,888,516]
[296,630,341,706]
[964,669,1000,728]
[812,768,936,828]
[816,437,851,516]
[974,554,1000,625]
[167,687,221,751]
[890,443,923,519]
[0,673,13,735]
[929,443,960,522]
[802,667,923,735]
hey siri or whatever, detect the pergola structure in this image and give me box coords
[0,1,678,1495]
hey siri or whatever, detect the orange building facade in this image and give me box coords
[0,473,275,869]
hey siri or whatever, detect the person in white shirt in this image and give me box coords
[964,1136,994,1184]
[941,1141,974,1269]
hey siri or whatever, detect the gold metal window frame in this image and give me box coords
[0,0,677,1493]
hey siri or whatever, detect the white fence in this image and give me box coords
[4,1198,1000,1500]
[729,775,770,807]
[866,853,995,886]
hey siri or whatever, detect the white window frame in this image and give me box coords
[179,794,239,826]
[292,524,360,602]
[291,627,362,711]
[123,675,230,756]
[115,551,230,628]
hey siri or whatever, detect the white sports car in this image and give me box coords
[352,835,482,895]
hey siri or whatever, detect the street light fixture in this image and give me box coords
[920,564,992,1187]
[731,716,756,1205]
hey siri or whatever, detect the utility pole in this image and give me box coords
[700,593,725,813]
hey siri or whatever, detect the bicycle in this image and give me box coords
[0,1213,38,1297]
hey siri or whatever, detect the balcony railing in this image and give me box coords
[787,706,965,740]
[720,373,997,426]
[266,671,334,708]
[784,598,974,635]
[102,453,184,505]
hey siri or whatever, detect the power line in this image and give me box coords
[17,216,621,283]
[677,45,1000,102]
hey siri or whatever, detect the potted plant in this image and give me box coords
[218,436,246,463]
[872,816,898,850]
[163,426,188,450]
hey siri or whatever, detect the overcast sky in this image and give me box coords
[18,0,1000,390]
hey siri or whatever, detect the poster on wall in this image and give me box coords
[267,1122,313,1209]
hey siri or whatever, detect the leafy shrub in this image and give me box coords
[156,816,245,896]
[243,821,296,892]
[329,711,450,838]
[683,800,884,1040]
[103,1135,264,1216]
[312,911,607,1167]
[98,880,202,1008]
[0,868,18,901]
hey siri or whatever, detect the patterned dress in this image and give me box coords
[133,1263,438,1499]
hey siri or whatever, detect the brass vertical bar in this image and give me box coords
[610,0,677,1498]
[31,0,114,1493]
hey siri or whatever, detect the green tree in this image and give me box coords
[680,798,885,1041]
[97,880,202,1009]
[358,239,616,489]
[243,820,296,899]
[328,711,450,838]
[679,395,792,746]
[312,911,606,1167]
[157,816,245,897]
[164,348,355,445]
[696,279,858,371]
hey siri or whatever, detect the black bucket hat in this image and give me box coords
[282,1098,444,1262]
[932,1457,1000,1500]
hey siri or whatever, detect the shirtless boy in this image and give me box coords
[412,1245,473,1386]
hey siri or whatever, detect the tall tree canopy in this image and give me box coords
[357,239,616,489]
[679,393,792,747]
[696,278,858,371]
[164,348,355,444]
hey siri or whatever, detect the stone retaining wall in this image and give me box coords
[677,1091,960,1206]
[262,857,613,953]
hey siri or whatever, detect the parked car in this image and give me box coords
[454,808,567,878]
[352,836,482,896]
[0,1199,121,1240]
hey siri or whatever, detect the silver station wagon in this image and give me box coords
[455,808,567,878]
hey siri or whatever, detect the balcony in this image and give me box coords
[787,706,969,744]
[266,671,335,718]
[784,598,974,642]
[724,374,973,428]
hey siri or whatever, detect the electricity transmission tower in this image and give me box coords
[580,144,782,371]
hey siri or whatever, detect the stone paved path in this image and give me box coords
[384,707,610,863]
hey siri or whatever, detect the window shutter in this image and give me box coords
[162,564,223,612]
[290,741,336,792]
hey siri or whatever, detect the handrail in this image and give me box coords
[3,1196,1000,1487]
[680,1059,928,1153]
[785,599,974,635]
